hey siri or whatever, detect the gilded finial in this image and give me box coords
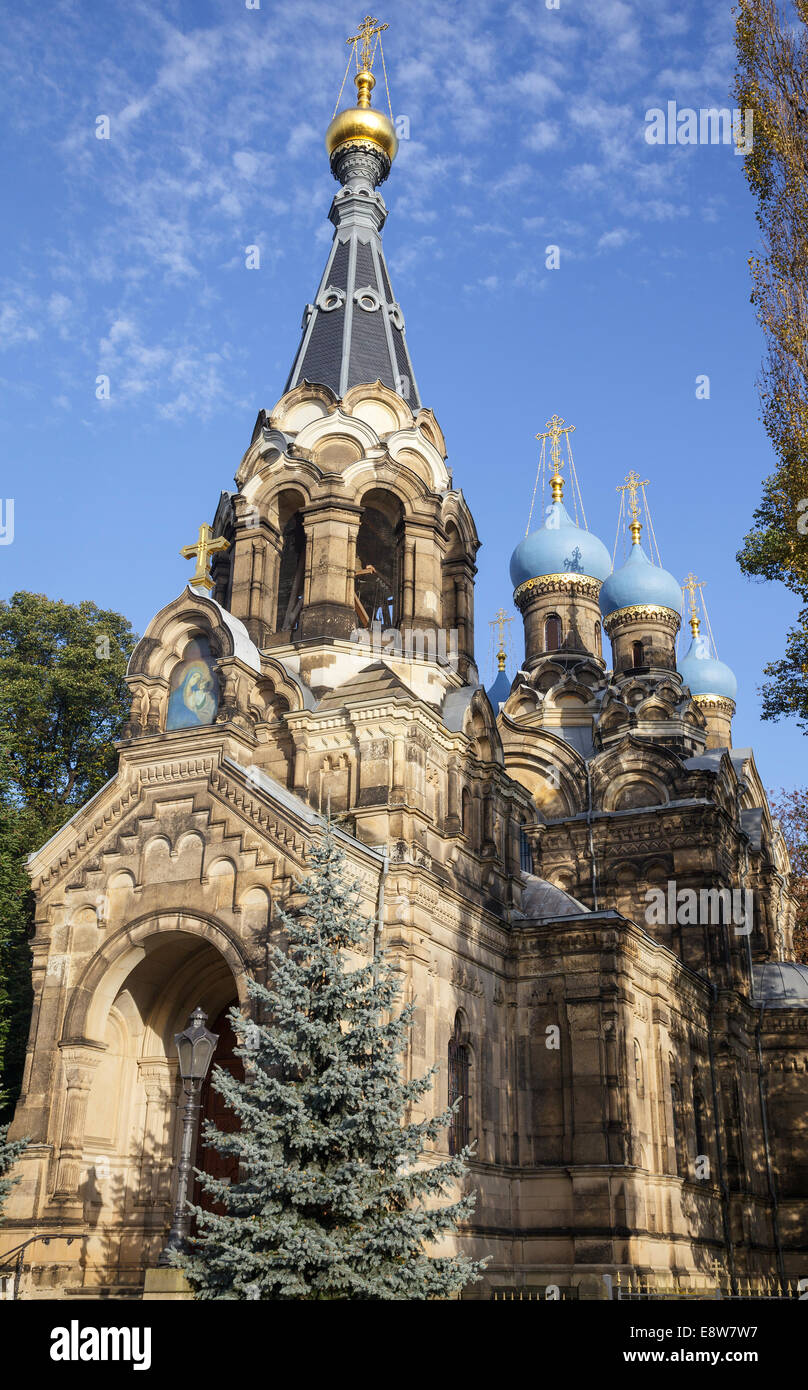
[617,470,649,546]
[327,16,397,170]
[180,523,229,592]
[347,15,388,106]
[682,572,704,636]
[536,414,575,504]
[490,608,513,671]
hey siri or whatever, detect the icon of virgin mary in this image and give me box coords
[166,639,219,729]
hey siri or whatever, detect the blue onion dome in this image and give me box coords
[486,666,512,710]
[599,540,682,618]
[678,632,737,701]
[510,500,612,590]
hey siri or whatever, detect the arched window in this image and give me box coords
[355,489,404,628]
[631,639,644,667]
[461,787,472,841]
[519,825,534,874]
[594,620,602,658]
[634,1039,645,1099]
[544,614,562,652]
[693,1072,709,1167]
[669,1063,686,1177]
[448,1014,470,1156]
[275,495,307,633]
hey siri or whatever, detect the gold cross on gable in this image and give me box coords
[347,14,388,73]
[180,523,230,592]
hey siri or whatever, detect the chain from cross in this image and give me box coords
[180,523,230,592]
[347,15,388,72]
[536,414,575,474]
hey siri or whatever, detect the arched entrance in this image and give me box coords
[55,919,246,1291]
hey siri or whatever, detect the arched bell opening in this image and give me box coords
[275,489,307,634]
[354,488,405,628]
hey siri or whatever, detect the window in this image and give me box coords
[693,1073,709,1167]
[448,1015,470,1156]
[276,510,306,633]
[631,639,644,667]
[594,620,602,658]
[461,787,472,841]
[355,489,404,628]
[519,826,534,874]
[670,1075,685,1177]
[634,1039,645,1099]
[544,614,562,652]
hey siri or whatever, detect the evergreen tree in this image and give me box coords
[0,1124,28,1216]
[175,832,485,1300]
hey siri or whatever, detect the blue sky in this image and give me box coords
[0,0,802,791]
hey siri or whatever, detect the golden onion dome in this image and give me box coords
[325,71,398,164]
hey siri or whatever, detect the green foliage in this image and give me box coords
[175,832,485,1300]
[769,786,808,961]
[0,593,137,1116]
[0,1123,28,1215]
[734,1,808,724]
[0,592,137,820]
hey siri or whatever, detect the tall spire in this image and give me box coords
[284,17,420,410]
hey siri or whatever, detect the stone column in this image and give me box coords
[135,1059,178,1209]
[392,736,406,802]
[299,501,363,640]
[50,1044,104,1213]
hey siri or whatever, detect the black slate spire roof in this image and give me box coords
[284,147,420,411]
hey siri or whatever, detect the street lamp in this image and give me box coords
[158,1006,218,1266]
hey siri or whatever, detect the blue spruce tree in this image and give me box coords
[175,830,485,1299]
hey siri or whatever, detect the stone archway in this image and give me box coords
[51,919,247,1294]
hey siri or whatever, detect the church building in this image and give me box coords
[3,22,808,1299]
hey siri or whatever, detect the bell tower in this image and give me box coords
[210,18,479,686]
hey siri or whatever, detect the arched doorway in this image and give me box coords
[64,923,245,1287]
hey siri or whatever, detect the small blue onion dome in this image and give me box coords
[486,667,512,711]
[510,501,612,589]
[678,633,737,701]
[599,541,682,618]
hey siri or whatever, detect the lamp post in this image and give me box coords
[158,1006,218,1267]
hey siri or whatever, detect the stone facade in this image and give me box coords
[3,89,807,1301]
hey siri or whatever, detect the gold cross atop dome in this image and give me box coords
[536,415,575,503]
[618,470,650,545]
[490,608,513,671]
[348,14,388,73]
[682,571,705,636]
[180,523,230,592]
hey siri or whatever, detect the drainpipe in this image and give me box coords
[755,1004,785,1287]
[586,765,600,910]
[707,983,737,1292]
